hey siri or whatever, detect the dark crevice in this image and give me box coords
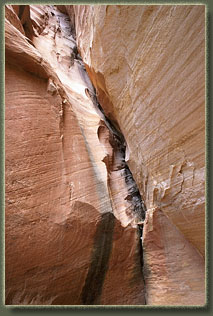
[69,12,147,303]
[81,212,115,305]
[138,224,147,304]
[85,87,147,304]
[124,166,147,221]
[85,88,125,143]
[18,5,35,42]
[18,5,26,20]
[86,87,147,219]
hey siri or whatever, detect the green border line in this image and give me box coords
[0,2,5,313]
[1,0,212,314]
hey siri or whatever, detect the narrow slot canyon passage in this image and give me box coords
[59,7,149,304]
[5,4,205,306]
[5,4,147,305]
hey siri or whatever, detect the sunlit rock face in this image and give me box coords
[70,4,206,305]
[5,5,146,305]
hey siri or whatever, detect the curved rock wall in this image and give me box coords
[5,5,145,305]
[70,4,206,305]
[5,4,205,306]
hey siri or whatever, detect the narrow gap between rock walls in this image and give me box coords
[30,4,148,302]
[55,5,149,295]
[85,86,147,299]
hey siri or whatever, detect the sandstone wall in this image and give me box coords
[5,5,145,305]
[5,4,206,306]
[71,4,206,305]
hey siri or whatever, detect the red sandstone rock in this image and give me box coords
[143,208,205,305]
[5,5,145,305]
[5,4,206,306]
[70,4,206,305]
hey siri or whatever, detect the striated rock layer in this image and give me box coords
[5,4,205,306]
[70,4,206,305]
[5,5,145,305]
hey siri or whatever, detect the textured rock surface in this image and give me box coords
[143,208,205,305]
[5,4,205,306]
[71,4,205,305]
[5,5,145,305]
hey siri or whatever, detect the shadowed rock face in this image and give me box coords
[5,4,205,306]
[143,208,205,305]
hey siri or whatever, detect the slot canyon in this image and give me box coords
[5,4,205,306]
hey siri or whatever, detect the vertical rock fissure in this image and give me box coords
[85,87,147,303]
[86,87,147,216]
[138,224,147,304]
[45,7,148,302]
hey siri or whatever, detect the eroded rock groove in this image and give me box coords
[81,212,115,305]
[85,86,147,302]
[43,6,148,303]
[86,87,147,222]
